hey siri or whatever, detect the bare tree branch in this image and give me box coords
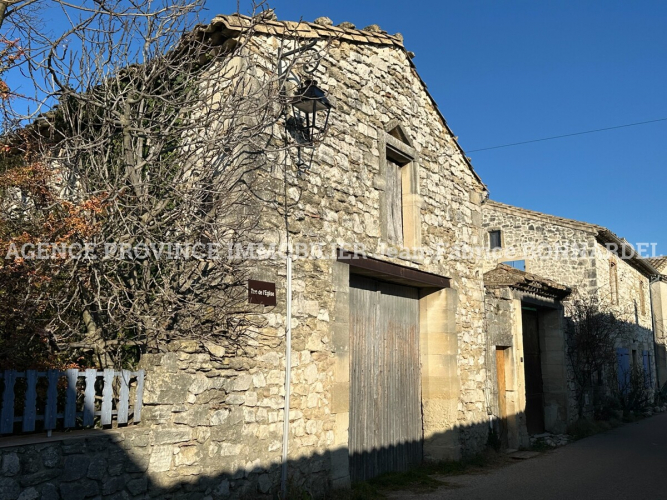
[1,1,333,368]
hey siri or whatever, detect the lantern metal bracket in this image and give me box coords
[277,40,320,78]
[277,40,332,175]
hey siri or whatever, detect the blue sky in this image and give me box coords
[226,0,666,256]
[9,1,666,255]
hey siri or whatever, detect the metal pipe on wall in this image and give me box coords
[281,253,293,497]
[649,275,662,389]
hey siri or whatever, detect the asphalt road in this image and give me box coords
[395,413,667,500]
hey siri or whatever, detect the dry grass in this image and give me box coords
[324,449,513,499]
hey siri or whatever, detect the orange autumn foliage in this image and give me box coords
[0,143,107,370]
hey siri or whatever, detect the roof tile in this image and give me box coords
[211,13,405,48]
[484,264,571,299]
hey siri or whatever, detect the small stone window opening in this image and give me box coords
[381,123,421,249]
[502,260,525,271]
[610,260,619,305]
[385,153,407,246]
[489,230,502,250]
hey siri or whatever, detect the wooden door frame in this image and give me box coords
[495,346,509,449]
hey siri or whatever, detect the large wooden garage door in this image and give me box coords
[349,275,422,481]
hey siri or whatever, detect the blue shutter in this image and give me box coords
[617,348,630,392]
[649,354,653,387]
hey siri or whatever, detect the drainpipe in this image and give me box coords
[281,250,293,497]
[276,41,318,495]
[649,275,661,389]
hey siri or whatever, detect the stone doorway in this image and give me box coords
[522,307,546,435]
[485,265,573,450]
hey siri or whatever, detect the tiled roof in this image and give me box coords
[484,264,571,299]
[648,256,667,273]
[207,14,405,48]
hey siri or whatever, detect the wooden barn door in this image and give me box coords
[349,275,422,481]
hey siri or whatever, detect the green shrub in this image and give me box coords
[567,418,601,440]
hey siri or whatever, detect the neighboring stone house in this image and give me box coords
[0,12,491,500]
[648,256,667,386]
[484,264,571,450]
[482,200,659,422]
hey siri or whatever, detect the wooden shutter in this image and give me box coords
[386,160,403,245]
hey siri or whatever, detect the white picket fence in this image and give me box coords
[0,369,144,435]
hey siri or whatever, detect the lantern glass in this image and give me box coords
[290,80,332,144]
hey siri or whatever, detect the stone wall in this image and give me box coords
[484,286,573,448]
[485,289,514,349]
[138,341,328,497]
[0,340,330,500]
[482,200,657,395]
[484,288,514,426]
[0,343,333,499]
[0,431,152,500]
[594,246,653,329]
[597,249,656,390]
[0,428,281,500]
[482,200,653,328]
[482,200,598,293]
[651,280,667,387]
[484,288,529,450]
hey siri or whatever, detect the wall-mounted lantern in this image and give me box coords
[290,79,332,145]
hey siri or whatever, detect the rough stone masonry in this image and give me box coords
[0,13,491,500]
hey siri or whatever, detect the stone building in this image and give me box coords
[5,10,665,500]
[484,264,571,450]
[227,12,491,490]
[482,200,659,425]
[146,10,494,493]
[0,12,491,500]
[648,257,667,386]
